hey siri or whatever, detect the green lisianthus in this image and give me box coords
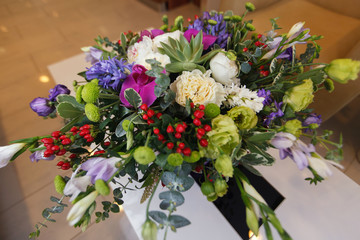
[214,178,228,197]
[200,115,240,158]
[227,106,258,130]
[325,59,360,84]
[283,79,314,112]
[283,119,302,138]
[215,154,234,177]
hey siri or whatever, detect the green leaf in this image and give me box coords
[57,102,84,119]
[241,62,251,74]
[56,95,84,110]
[240,153,271,165]
[159,191,185,208]
[247,132,275,142]
[253,47,262,57]
[169,215,191,228]
[149,211,167,224]
[120,33,127,49]
[124,88,142,108]
[60,115,83,132]
[110,204,120,213]
[246,142,275,165]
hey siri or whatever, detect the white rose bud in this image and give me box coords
[210,52,239,86]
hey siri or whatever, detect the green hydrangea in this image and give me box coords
[227,106,258,129]
[325,59,360,84]
[215,154,233,177]
[200,115,240,159]
[283,79,314,112]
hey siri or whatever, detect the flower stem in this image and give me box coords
[100,100,120,111]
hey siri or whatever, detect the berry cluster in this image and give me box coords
[190,104,211,147]
[140,104,162,125]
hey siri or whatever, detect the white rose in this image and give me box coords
[210,52,239,86]
[152,30,182,52]
[127,36,153,65]
[170,69,226,106]
[137,52,170,70]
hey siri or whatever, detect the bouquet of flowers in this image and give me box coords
[1,2,359,240]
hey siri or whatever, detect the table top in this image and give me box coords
[49,54,360,240]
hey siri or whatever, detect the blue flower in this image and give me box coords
[257,89,272,105]
[86,57,133,91]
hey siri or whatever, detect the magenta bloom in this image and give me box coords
[120,64,157,108]
[184,29,217,50]
[139,29,164,41]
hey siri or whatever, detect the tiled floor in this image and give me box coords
[0,1,358,240]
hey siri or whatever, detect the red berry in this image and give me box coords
[56,161,64,166]
[61,138,72,145]
[44,149,54,157]
[41,138,53,144]
[147,109,155,118]
[142,114,149,120]
[51,145,60,152]
[167,142,174,149]
[182,147,191,156]
[255,41,262,47]
[158,134,164,141]
[104,141,111,146]
[193,118,201,126]
[263,44,268,48]
[61,162,70,170]
[147,119,155,125]
[51,131,61,138]
[194,110,204,119]
[84,134,92,139]
[86,137,94,142]
[263,70,269,77]
[243,47,248,52]
[176,148,182,153]
[174,132,182,139]
[203,124,212,132]
[182,122,187,128]
[140,104,148,111]
[94,150,105,155]
[248,62,253,66]
[190,102,194,108]
[195,165,203,172]
[70,126,78,132]
[69,154,77,159]
[197,128,206,136]
[80,124,90,130]
[259,65,265,70]
[59,135,67,140]
[257,34,262,39]
[196,133,203,140]
[179,143,185,149]
[56,149,67,156]
[79,129,90,136]
[44,143,54,149]
[199,105,205,110]
[167,125,174,133]
[156,112,162,119]
[199,139,208,147]
[194,14,199,19]
[187,17,192,22]
[176,124,185,133]
[153,128,160,135]
[117,40,121,45]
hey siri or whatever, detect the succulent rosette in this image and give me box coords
[1,3,359,240]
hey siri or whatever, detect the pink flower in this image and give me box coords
[184,29,217,50]
[120,64,157,107]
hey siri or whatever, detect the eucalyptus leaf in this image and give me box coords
[56,95,85,110]
[149,211,167,224]
[169,215,191,228]
[241,62,251,74]
[159,191,185,207]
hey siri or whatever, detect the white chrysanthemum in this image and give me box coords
[170,69,226,106]
[224,84,264,112]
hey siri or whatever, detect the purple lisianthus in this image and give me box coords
[303,113,322,127]
[30,97,55,117]
[257,89,272,105]
[30,149,55,162]
[184,29,217,50]
[139,29,164,41]
[81,157,119,184]
[86,57,133,91]
[85,47,103,65]
[48,84,70,101]
[120,64,157,108]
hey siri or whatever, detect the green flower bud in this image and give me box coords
[283,79,314,112]
[82,82,99,104]
[73,80,78,86]
[283,119,302,138]
[122,120,134,132]
[95,179,110,196]
[183,151,201,163]
[214,178,228,197]
[207,194,218,202]
[76,85,84,104]
[227,106,258,129]
[324,78,335,93]
[204,103,220,118]
[174,16,184,28]
[208,19,218,26]
[85,103,100,122]
[246,207,259,236]
[133,146,156,165]
[245,22,256,31]
[325,58,360,84]
[54,175,66,195]
[224,16,231,21]
[160,24,168,31]
[215,154,233,177]
[245,2,256,12]
[167,153,183,166]
[201,181,216,197]
[142,220,157,240]
[225,51,237,61]
[115,161,122,168]
[162,15,168,25]
[231,15,242,22]
[308,123,319,129]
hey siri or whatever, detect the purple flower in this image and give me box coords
[257,89,272,105]
[271,132,315,170]
[120,64,157,108]
[48,84,70,101]
[85,47,103,65]
[139,29,164,41]
[184,29,217,50]
[30,97,55,117]
[81,157,119,184]
[30,149,55,162]
[264,101,284,126]
[303,113,322,127]
[86,57,133,91]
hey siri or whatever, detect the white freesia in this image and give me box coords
[223,84,264,112]
[67,191,98,226]
[287,22,305,40]
[170,69,226,106]
[242,179,267,225]
[308,155,344,179]
[0,143,26,168]
[152,30,182,52]
[210,52,239,86]
[63,166,92,202]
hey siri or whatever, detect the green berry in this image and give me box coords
[204,103,220,118]
[122,120,134,132]
[95,179,110,196]
[85,103,100,122]
[133,146,156,165]
[167,153,184,166]
[54,175,66,195]
[207,194,218,202]
[82,82,99,103]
